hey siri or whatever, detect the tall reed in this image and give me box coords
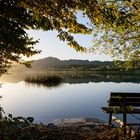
[25,75,63,87]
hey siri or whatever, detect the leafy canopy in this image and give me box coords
[0,0,40,74]
[0,0,140,73]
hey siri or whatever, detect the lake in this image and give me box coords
[0,72,140,124]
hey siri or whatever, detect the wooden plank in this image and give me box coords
[102,107,140,113]
[109,102,140,106]
[109,97,140,102]
[126,123,140,125]
[111,92,140,97]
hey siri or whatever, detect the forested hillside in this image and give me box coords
[12,57,139,72]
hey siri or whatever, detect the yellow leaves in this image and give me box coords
[114,11,119,20]
[95,17,99,23]
[94,14,103,24]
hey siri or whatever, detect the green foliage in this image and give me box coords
[0,0,140,74]
[26,117,34,124]
[0,108,35,140]
[0,0,41,74]
[114,127,134,140]
[84,0,140,67]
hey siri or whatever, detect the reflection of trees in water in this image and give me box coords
[63,74,140,84]
[24,73,140,86]
[1,71,140,84]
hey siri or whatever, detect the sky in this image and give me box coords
[27,30,113,61]
[26,12,113,61]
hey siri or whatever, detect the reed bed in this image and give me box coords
[25,75,63,87]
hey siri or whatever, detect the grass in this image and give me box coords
[25,75,63,87]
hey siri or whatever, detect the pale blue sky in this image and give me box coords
[27,30,113,61]
[26,12,113,61]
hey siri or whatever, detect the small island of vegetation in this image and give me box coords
[25,75,63,87]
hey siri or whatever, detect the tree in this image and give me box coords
[0,0,91,74]
[84,0,140,69]
[0,0,140,74]
[19,0,140,68]
[0,0,40,74]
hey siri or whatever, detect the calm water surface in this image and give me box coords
[0,72,140,124]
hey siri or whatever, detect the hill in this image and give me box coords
[11,57,115,71]
[11,57,140,72]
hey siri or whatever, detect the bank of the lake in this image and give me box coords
[0,116,135,140]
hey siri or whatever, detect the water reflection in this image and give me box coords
[25,75,63,88]
[0,72,140,123]
[1,71,140,84]
[25,82,63,88]
[1,81,140,123]
[64,74,140,84]
[23,73,140,87]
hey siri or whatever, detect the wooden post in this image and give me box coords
[123,96,127,134]
[123,112,127,134]
[109,113,112,125]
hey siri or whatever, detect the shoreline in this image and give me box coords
[0,113,137,139]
